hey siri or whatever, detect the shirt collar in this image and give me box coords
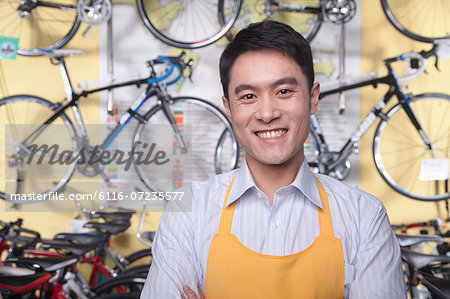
[224,159,322,208]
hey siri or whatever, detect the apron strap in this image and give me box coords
[218,177,236,234]
[313,176,335,238]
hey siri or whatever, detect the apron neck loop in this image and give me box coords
[313,176,335,238]
[218,177,236,234]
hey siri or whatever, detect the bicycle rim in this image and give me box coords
[0,0,80,56]
[136,0,242,49]
[0,95,77,202]
[222,0,323,43]
[381,0,450,43]
[373,93,450,201]
[133,96,239,192]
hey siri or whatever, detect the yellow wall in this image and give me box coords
[0,1,448,259]
[360,1,450,224]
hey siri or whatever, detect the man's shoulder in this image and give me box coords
[316,173,386,215]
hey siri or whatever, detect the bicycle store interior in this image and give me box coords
[0,0,449,292]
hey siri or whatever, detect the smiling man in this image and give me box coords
[141,20,406,299]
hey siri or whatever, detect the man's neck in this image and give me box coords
[246,155,304,206]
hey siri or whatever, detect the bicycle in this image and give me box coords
[0,265,146,298]
[0,0,242,56]
[307,41,450,201]
[221,0,356,43]
[381,0,450,44]
[0,218,149,298]
[0,49,239,201]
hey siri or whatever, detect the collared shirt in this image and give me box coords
[141,160,406,298]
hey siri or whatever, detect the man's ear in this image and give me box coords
[222,96,232,122]
[310,82,320,115]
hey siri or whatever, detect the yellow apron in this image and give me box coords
[204,176,345,299]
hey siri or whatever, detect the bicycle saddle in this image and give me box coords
[401,248,450,269]
[0,271,52,294]
[0,266,34,276]
[417,270,450,299]
[83,220,130,235]
[39,239,100,257]
[90,211,135,222]
[53,232,106,244]
[5,256,77,272]
[396,234,445,247]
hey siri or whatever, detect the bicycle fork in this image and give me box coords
[158,97,188,153]
[398,91,436,156]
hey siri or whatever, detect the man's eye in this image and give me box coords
[279,89,290,95]
[242,94,255,100]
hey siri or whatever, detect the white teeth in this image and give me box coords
[256,129,287,139]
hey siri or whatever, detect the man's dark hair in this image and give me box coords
[219,20,314,100]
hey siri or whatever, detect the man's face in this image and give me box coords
[223,50,319,167]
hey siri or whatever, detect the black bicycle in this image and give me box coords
[307,41,449,201]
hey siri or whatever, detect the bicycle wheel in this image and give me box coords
[0,0,80,56]
[114,249,152,274]
[221,0,323,43]
[136,0,242,49]
[92,273,146,296]
[0,95,77,202]
[133,96,239,191]
[381,0,450,43]
[373,93,450,201]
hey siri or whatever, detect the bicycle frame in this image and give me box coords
[310,58,432,172]
[17,55,186,167]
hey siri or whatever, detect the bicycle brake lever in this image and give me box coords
[187,59,194,82]
[434,55,440,71]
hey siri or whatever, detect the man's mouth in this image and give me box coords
[255,129,288,139]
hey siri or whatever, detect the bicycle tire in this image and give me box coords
[221,0,323,43]
[133,96,239,192]
[373,93,450,201]
[0,95,77,202]
[381,0,450,43]
[114,249,152,274]
[136,0,242,49]
[91,273,147,295]
[0,0,81,56]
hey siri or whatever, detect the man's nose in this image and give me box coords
[255,96,281,123]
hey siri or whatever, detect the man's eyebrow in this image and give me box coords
[270,77,299,88]
[234,84,257,96]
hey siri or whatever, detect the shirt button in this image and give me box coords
[272,222,279,229]
[257,192,263,199]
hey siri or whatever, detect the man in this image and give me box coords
[141,20,406,298]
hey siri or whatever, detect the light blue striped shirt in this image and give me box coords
[141,160,406,298]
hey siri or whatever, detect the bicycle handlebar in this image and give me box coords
[146,51,194,86]
[386,39,450,83]
[395,52,429,83]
